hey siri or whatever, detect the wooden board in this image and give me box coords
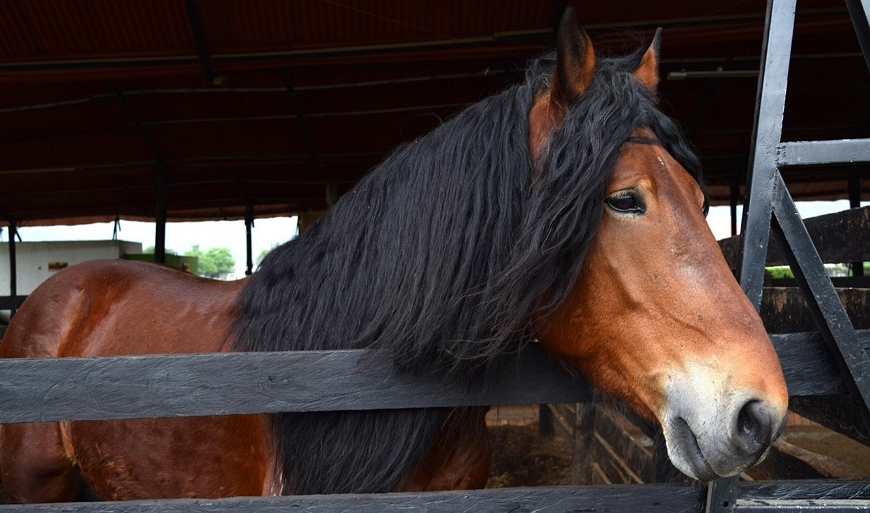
[0,481,867,513]
[0,484,703,513]
[719,206,870,268]
[751,439,868,480]
[0,332,867,423]
[0,344,592,423]
[762,287,870,333]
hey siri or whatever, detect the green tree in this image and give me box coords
[143,246,178,255]
[185,245,235,278]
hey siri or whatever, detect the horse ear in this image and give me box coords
[633,28,662,93]
[551,6,596,109]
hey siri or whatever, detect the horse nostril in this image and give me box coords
[734,400,772,456]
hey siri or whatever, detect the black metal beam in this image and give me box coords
[115,176,152,218]
[776,139,870,166]
[730,181,739,236]
[182,0,215,85]
[1,208,19,316]
[687,46,737,142]
[705,476,739,513]
[244,203,254,276]
[738,0,796,308]
[281,71,321,172]
[6,221,16,301]
[849,169,864,276]
[112,87,172,264]
[771,172,870,428]
[845,0,870,73]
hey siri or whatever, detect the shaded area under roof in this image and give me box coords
[1,0,868,227]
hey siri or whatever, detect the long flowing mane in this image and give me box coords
[230,49,705,495]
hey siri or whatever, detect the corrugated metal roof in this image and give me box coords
[0,0,867,225]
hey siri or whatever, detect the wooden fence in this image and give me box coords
[3,0,870,509]
[1,332,869,512]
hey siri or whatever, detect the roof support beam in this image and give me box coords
[281,70,335,205]
[1,209,19,315]
[182,0,216,85]
[234,171,256,276]
[112,87,171,264]
[244,203,254,276]
[281,71,320,171]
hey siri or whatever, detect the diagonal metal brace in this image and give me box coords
[771,174,870,427]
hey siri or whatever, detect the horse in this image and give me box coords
[0,9,788,502]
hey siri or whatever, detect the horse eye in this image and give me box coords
[605,192,645,214]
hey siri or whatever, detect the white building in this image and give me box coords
[0,240,142,297]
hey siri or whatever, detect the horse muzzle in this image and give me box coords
[662,384,788,481]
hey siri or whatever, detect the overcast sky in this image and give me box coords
[0,199,862,279]
[3,216,299,279]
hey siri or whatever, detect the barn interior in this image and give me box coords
[1,0,868,235]
[1,0,870,495]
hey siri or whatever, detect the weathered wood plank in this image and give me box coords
[719,206,870,268]
[0,332,866,423]
[0,482,866,513]
[0,344,592,423]
[592,431,644,484]
[772,331,870,397]
[789,395,870,446]
[737,480,870,511]
[0,485,704,513]
[738,480,870,500]
[752,439,868,479]
[572,403,598,485]
[762,287,870,333]
[770,276,870,288]
[738,499,870,512]
[545,404,573,442]
[592,406,654,483]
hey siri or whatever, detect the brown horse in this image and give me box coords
[0,9,787,502]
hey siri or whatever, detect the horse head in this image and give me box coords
[531,9,788,481]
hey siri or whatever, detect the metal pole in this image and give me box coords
[844,0,870,73]
[849,170,864,276]
[711,0,795,510]
[245,204,254,276]
[154,170,169,264]
[729,181,739,237]
[736,0,797,307]
[8,222,16,299]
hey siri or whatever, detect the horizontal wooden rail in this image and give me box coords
[0,344,592,423]
[0,484,702,513]
[0,481,865,513]
[738,481,870,511]
[762,288,870,333]
[0,331,867,423]
[719,206,870,268]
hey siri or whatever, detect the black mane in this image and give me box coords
[231,48,704,495]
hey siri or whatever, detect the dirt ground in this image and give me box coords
[486,405,573,488]
[487,422,573,487]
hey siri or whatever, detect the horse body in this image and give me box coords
[0,261,491,501]
[0,261,274,500]
[1,8,788,502]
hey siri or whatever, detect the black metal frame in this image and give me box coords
[708,0,870,510]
